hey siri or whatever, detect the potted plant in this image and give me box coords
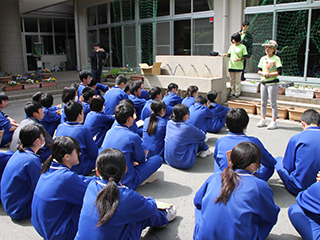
[23,79,40,89]
[110,68,120,79]
[3,80,22,91]
[285,84,315,99]
[0,72,12,83]
[39,68,52,79]
[119,65,136,80]
[240,80,260,93]
[41,77,57,88]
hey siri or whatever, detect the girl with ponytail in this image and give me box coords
[181,85,198,108]
[75,148,176,239]
[31,136,97,240]
[194,142,279,240]
[163,82,183,108]
[142,99,167,158]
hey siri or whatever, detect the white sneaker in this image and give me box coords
[198,148,213,158]
[267,121,277,130]
[165,205,177,222]
[257,119,267,127]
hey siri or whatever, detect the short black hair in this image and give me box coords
[93,42,100,47]
[167,83,178,92]
[0,92,9,104]
[114,102,135,125]
[231,33,241,43]
[79,70,92,82]
[88,77,98,87]
[25,101,42,118]
[62,87,77,103]
[301,109,320,126]
[32,92,43,102]
[90,96,105,112]
[40,93,54,108]
[171,104,189,122]
[81,87,96,101]
[149,86,161,99]
[124,84,130,94]
[194,95,207,105]
[70,83,79,91]
[129,81,142,95]
[65,101,83,122]
[115,75,127,86]
[242,21,250,26]
[226,108,249,133]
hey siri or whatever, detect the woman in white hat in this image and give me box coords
[257,40,282,130]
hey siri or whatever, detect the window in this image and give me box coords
[40,18,52,32]
[111,26,122,67]
[55,36,66,54]
[175,0,191,14]
[41,36,54,54]
[24,18,38,32]
[156,22,170,55]
[193,0,214,12]
[54,19,66,33]
[246,0,273,7]
[174,20,191,55]
[111,1,121,23]
[140,0,154,19]
[193,18,213,55]
[157,0,170,16]
[87,6,97,26]
[141,23,153,65]
[97,4,108,24]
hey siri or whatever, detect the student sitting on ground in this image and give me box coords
[188,95,215,134]
[194,142,279,240]
[100,101,163,190]
[31,136,97,240]
[213,108,276,181]
[61,86,77,123]
[128,81,147,121]
[163,83,183,108]
[88,77,109,96]
[56,101,98,175]
[80,87,96,121]
[84,96,115,148]
[137,80,150,100]
[206,90,230,133]
[164,104,212,169]
[77,70,92,98]
[0,92,18,146]
[10,101,53,163]
[276,109,320,195]
[181,85,198,108]
[39,93,61,137]
[103,75,128,115]
[141,86,162,121]
[142,99,167,159]
[1,125,45,220]
[75,148,176,239]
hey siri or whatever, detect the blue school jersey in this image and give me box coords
[141,99,152,120]
[82,101,90,121]
[40,106,61,137]
[32,162,96,240]
[142,116,167,158]
[61,104,67,123]
[164,120,206,169]
[207,103,229,133]
[163,91,182,108]
[213,132,276,172]
[75,179,168,240]
[95,83,109,96]
[100,125,145,187]
[188,103,215,133]
[140,89,150,100]
[103,86,128,115]
[112,119,139,134]
[181,96,195,108]
[56,122,98,175]
[0,111,11,131]
[194,170,279,240]
[128,94,146,120]
[1,149,41,220]
[77,83,86,98]
[278,126,320,195]
[84,111,114,148]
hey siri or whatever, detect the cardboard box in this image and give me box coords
[139,62,162,75]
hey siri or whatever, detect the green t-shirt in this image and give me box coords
[227,44,248,70]
[258,55,282,83]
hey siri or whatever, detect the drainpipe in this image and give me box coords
[222,0,228,53]
[74,0,81,70]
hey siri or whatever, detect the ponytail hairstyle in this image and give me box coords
[95,148,127,227]
[147,99,166,136]
[215,142,261,205]
[207,90,218,109]
[18,124,45,153]
[41,136,80,174]
[185,85,198,97]
[166,83,178,95]
[170,104,189,122]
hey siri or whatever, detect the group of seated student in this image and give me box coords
[3,72,320,240]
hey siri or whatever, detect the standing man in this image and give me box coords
[239,21,252,81]
[89,43,106,83]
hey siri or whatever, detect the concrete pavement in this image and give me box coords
[0,95,303,240]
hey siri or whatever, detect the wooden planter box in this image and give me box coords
[3,85,23,91]
[228,100,257,114]
[0,76,12,83]
[131,75,144,81]
[23,83,40,89]
[278,87,285,95]
[41,82,56,88]
[288,108,306,121]
[256,104,291,119]
[285,87,314,99]
[241,81,260,93]
[42,73,52,79]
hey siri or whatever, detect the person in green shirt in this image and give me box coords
[239,21,253,81]
[257,40,282,130]
[223,33,248,98]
